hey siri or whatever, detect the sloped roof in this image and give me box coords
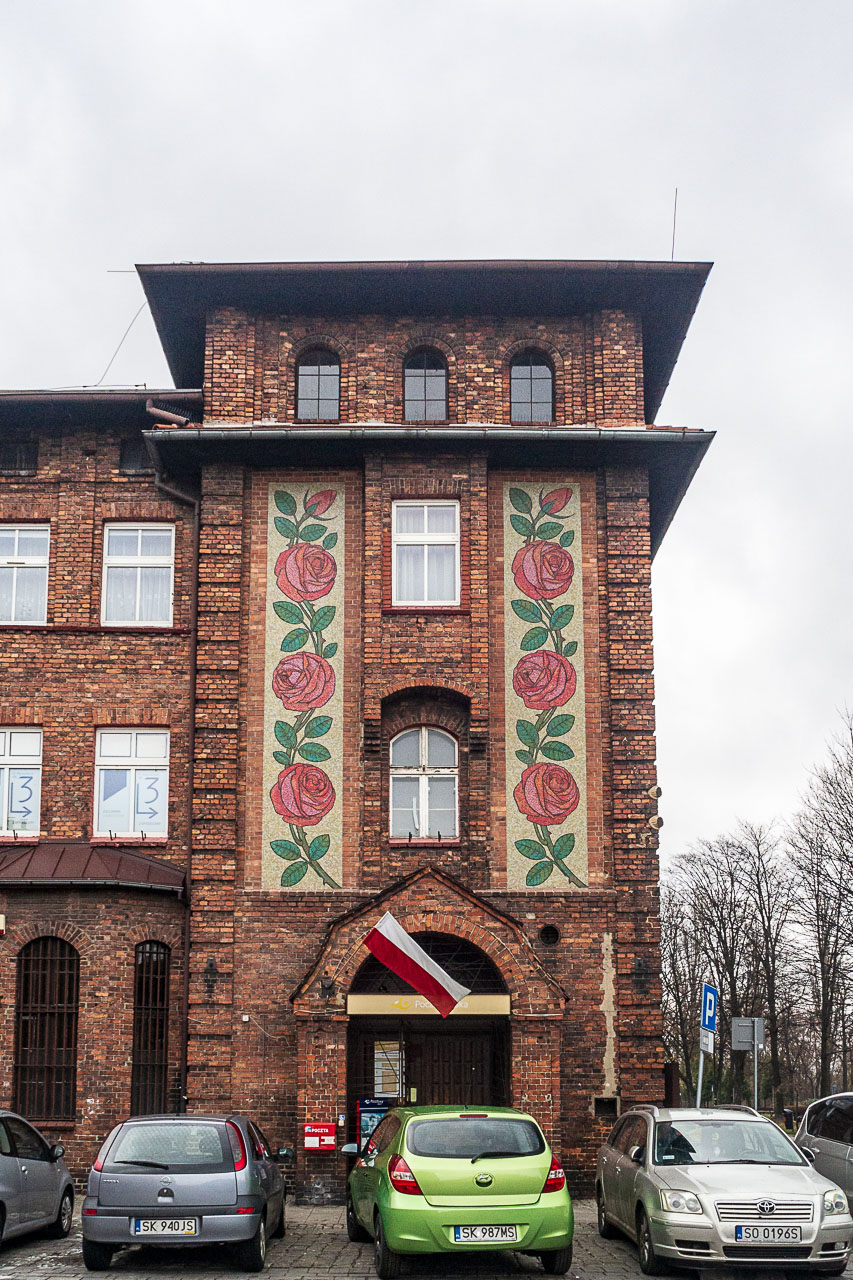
[0,842,186,896]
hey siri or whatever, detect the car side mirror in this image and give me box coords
[801,1147,816,1164]
[49,1143,65,1162]
[629,1144,646,1165]
[276,1147,295,1166]
[341,1143,359,1156]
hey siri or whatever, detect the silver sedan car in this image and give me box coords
[81,1114,287,1272]
[0,1109,74,1245]
[596,1105,851,1275]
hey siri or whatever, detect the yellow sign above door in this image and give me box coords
[346,993,510,1016]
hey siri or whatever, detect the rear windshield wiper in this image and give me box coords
[114,1159,170,1169]
[470,1150,519,1164]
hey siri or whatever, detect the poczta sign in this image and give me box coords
[304,1122,336,1151]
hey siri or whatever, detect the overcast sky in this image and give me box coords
[2,0,850,863]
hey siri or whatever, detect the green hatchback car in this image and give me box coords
[341,1106,574,1277]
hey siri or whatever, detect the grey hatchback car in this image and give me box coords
[796,1094,853,1200]
[82,1114,286,1272]
[0,1110,74,1246]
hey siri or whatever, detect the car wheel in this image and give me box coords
[539,1244,573,1274]
[347,1192,370,1243]
[373,1212,401,1279]
[82,1239,114,1271]
[232,1214,267,1273]
[48,1188,74,1239]
[597,1184,616,1238]
[636,1207,666,1276]
[272,1194,286,1239]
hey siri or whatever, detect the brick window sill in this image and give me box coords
[382,607,470,617]
[0,834,39,844]
[388,839,461,848]
[90,837,169,846]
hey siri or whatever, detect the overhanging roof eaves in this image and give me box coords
[136,259,712,420]
[0,388,202,430]
[0,842,186,897]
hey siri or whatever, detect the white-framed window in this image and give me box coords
[390,727,458,840]
[94,729,169,838]
[0,525,49,625]
[391,501,459,607]
[101,524,174,626]
[0,729,42,835]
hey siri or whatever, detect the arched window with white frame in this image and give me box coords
[389,727,458,840]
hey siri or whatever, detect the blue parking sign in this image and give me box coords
[701,982,718,1033]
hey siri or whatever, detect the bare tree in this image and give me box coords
[660,885,703,1102]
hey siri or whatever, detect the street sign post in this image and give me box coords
[731,1016,765,1109]
[696,982,719,1106]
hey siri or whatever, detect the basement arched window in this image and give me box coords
[390,727,458,839]
[131,941,171,1115]
[14,937,79,1120]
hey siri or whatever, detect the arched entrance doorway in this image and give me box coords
[346,933,509,1134]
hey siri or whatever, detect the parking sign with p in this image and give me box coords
[701,982,718,1033]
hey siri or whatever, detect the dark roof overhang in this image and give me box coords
[136,259,712,421]
[0,842,186,897]
[0,388,202,431]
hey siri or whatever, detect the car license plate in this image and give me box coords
[133,1218,198,1236]
[735,1225,802,1242]
[453,1224,517,1243]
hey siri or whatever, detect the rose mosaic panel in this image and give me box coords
[503,482,588,889]
[261,485,344,889]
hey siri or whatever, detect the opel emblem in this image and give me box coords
[159,1176,172,1184]
[757,1200,776,1215]
[475,1172,493,1187]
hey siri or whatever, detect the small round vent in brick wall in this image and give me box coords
[538,924,561,947]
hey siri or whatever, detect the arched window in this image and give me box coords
[131,941,171,1115]
[297,349,340,420]
[14,937,79,1119]
[390,727,457,839]
[510,351,553,423]
[404,350,447,422]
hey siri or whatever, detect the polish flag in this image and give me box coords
[362,912,471,1018]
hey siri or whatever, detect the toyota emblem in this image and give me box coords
[757,1200,776,1215]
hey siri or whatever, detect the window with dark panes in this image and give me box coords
[297,350,340,420]
[14,937,79,1120]
[404,350,447,421]
[131,941,171,1115]
[510,352,553,423]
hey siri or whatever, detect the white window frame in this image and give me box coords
[391,501,460,607]
[101,523,175,627]
[0,728,42,835]
[389,726,458,840]
[93,729,170,839]
[0,524,50,625]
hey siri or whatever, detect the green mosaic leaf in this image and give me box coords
[536,521,563,540]
[510,514,535,538]
[323,641,338,658]
[323,532,338,550]
[300,523,326,542]
[509,487,533,514]
[520,626,548,651]
[563,640,578,657]
[273,750,291,765]
[526,861,554,886]
[275,721,297,748]
[554,833,576,859]
[312,605,336,631]
[275,516,300,539]
[549,604,574,630]
[541,740,574,761]
[305,716,332,738]
[274,601,304,624]
[560,528,575,548]
[281,861,309,886]
[280,628,309,652]
[512,599,542,623]
[515,749,534,765]
[516,719,538,748]
[298,742,331,762]
[270,839,301,860]
[515,839,546,860]
[547,714,575,737]
[308,834,330,862]
[274,491,297,517]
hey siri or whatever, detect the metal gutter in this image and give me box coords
[145,424,709,445]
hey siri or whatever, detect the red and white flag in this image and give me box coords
[362,911,471,1018]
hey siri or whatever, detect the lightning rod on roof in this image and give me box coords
[671,187,678,261]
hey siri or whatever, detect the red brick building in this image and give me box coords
[0,260,712,1196]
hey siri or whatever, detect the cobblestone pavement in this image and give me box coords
[0,1201,845,1279]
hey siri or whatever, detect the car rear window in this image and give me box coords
[406,1117,545,1159]
[105,1122,232,1173]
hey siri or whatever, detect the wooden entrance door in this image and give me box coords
[405,1023,502,1106]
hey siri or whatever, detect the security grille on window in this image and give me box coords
[0,728,42,835]
[510,352,554,423]
[404,350,447,421]
[14,937,79,1120]
[297,350,340,420]
[0,440,38,474]
[0,524,49,624]
[94,729,169,838]
[131,941,170,1115]
[390,727,458,839]
[392,501,459,606]
[102,524,174,626]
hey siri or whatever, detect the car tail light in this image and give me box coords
[227,1121,248,1172]
[83,1208,98,1216]
[236,1207,257,1214]
[388,1154,423,1196]
[542,1155,566,1193]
